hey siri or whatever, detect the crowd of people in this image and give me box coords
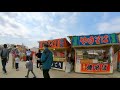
[0,43,53,78]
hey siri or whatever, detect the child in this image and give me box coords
[15,55,20,71]
[25,57,36,78]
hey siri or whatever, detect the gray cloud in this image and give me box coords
[0,12,79,48]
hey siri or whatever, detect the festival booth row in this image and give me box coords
[68,33,120,74]
[39,38,71,71]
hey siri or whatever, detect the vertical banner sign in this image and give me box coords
[118,34,120,43]
[110,46,114,64]
[72,36,79,46]
[110,33,118,43]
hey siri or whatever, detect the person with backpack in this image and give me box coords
[11,45,19,69]
[41,43,53,78]
[0,44,9,74]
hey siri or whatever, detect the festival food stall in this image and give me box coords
[68,33,120,74]
[16,45,27,61]
[39,38,71,71]
[117,34,120,71]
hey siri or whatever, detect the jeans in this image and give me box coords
[1,58,7,73]
[12,57,15,68]
[43,69,50,78]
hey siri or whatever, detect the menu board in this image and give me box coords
[76,50,83,55]
[53,58,66,61]
[53,51,65,58]
[76,50,83,59]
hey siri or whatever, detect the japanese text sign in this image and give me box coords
[39,38,70,49]
[72,34,118,46]
[81,63,110,72]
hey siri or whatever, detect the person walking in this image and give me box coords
[25,57,36,78]
[26,49,31,61]
[35,50,42,68]
[11,45,19,69]
[0,44,9,74]
[15,55,20,71]
[41,44,53,78]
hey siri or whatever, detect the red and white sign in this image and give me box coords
[81,63,110,73]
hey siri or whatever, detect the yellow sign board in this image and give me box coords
[53,58,66,61]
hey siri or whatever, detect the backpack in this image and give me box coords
[12,49,18,57]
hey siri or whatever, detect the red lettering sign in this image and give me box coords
[80,37,88,45]
[39,38,70,49]
[81,63,110,72]
[88,36,94,45]
[95,36,101,44]
[102,35,109,43]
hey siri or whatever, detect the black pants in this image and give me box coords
[26,56,30,61]
[1,58,7,73]
[43,69,50,78]
[26,70,36,77]
[15,63,19,69]
[37,60,42,68]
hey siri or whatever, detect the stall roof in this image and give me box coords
[68,33,120,48]
[38,38,71,49]
[39,47,70,51]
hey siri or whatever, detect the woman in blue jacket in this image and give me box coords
[41,44,53,78]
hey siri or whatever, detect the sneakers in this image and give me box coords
[3,72,7,75]
[16,69,19,71]
[25,76,28,78]
[5,73,7,75]
[33,76,36,78]
[25,76,36,78]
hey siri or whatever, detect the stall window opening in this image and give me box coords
[77,49,110,63]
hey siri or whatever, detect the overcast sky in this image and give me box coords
[0,12,120,48]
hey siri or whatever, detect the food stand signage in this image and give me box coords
[72,34,118,46]
[53,51,65,58]
[39,38,70,49]
[81,63,110,72]
[51,61,63,69]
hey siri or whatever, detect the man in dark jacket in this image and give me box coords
[36,50,42,68]
[1,44,9,74]
[41,44,53,78]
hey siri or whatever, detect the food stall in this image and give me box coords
[117,34,120,71]
[39,38,71,71]
[16,45,27,61]
[68,33,120,74]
